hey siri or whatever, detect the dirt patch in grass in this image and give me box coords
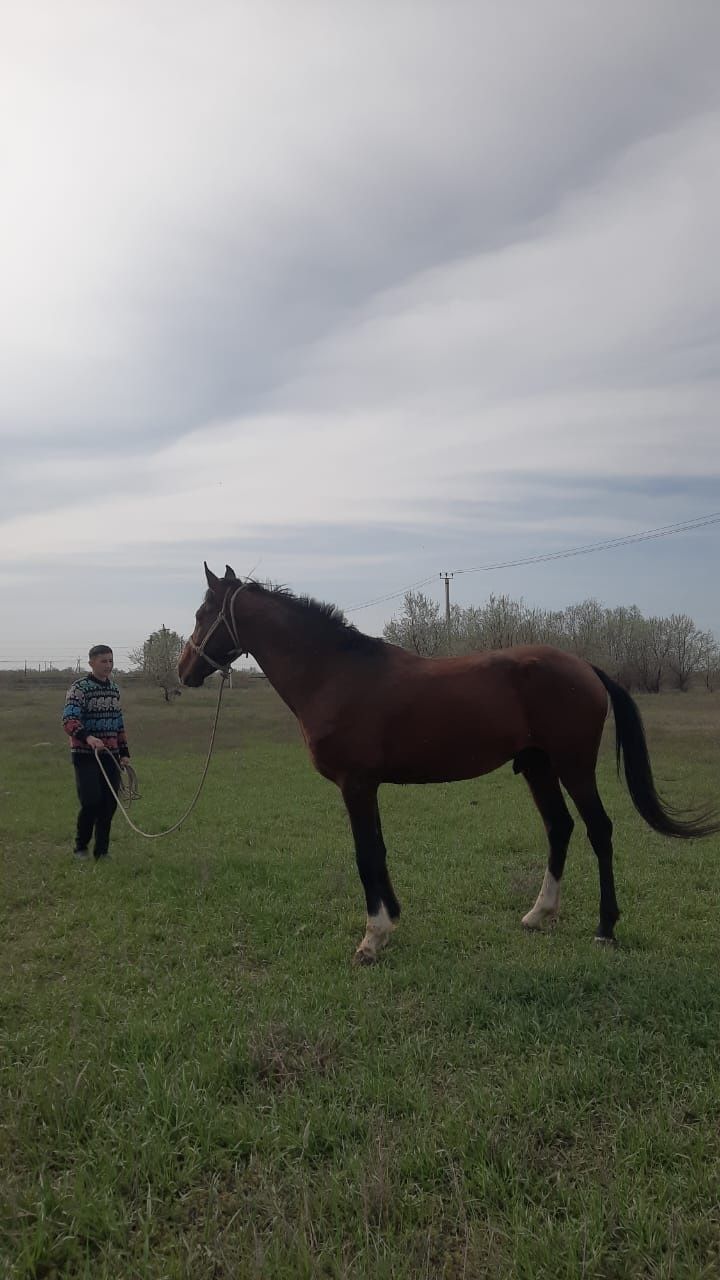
[247,1024,341,1090]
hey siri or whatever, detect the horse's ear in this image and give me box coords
[224,564,236,580]
[204,562,221,591]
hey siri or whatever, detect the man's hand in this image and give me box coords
[87,736,105,751]
[119,757,130,769]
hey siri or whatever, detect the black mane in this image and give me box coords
[211,579,387,655]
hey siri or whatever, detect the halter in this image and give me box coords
[186,584,247,675]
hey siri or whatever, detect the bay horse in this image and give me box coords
[178,564,719,963]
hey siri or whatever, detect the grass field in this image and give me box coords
[2,679,720,1278]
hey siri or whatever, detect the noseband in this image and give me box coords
[187,585,247,675]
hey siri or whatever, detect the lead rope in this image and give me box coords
[93,671,230,839]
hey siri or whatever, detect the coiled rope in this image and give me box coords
[93,672,229,839]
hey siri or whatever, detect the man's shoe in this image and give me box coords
[73,847,90,860]
[93,852,111,861]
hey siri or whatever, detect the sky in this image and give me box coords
[1,1,719,671]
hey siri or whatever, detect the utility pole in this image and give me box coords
[440,572,454,653]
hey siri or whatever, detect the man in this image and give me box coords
[62,645,131,861]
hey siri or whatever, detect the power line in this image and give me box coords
[343,573,439,614]
[344,510,720,613]
[456,511,720,575]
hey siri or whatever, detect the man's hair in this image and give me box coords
[88,644,113,660]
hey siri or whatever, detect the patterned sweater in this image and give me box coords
[62,675,130,758]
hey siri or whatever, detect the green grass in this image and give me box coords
[2,683,720,1278]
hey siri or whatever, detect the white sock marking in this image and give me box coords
[522,870,561,929]
[356,903,395,960]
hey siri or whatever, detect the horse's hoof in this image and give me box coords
[352,946,377,966]
[521,913,557,931]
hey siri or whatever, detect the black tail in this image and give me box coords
[592,666,720,840]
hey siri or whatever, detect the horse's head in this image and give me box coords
[178,563,246,687]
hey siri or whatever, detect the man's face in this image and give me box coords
[89,651,114,679]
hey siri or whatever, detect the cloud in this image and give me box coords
[3,106,718,557]
[3,1,719,439]
[1,2,719,659]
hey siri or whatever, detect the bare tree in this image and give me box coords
[665,614,705,691]
[129,625,185,700]
[698,632,720,692]
[561,600,595,660]
[384,592,445,656]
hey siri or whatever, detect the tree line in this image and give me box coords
[382,592,719,692]
[0,628,188,699]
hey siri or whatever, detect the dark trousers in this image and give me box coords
[73,754,120,857]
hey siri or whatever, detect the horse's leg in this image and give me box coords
[561,769,620,944]
[342,780,400,964]
[518,750,575,930]
[374,797,401,918]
